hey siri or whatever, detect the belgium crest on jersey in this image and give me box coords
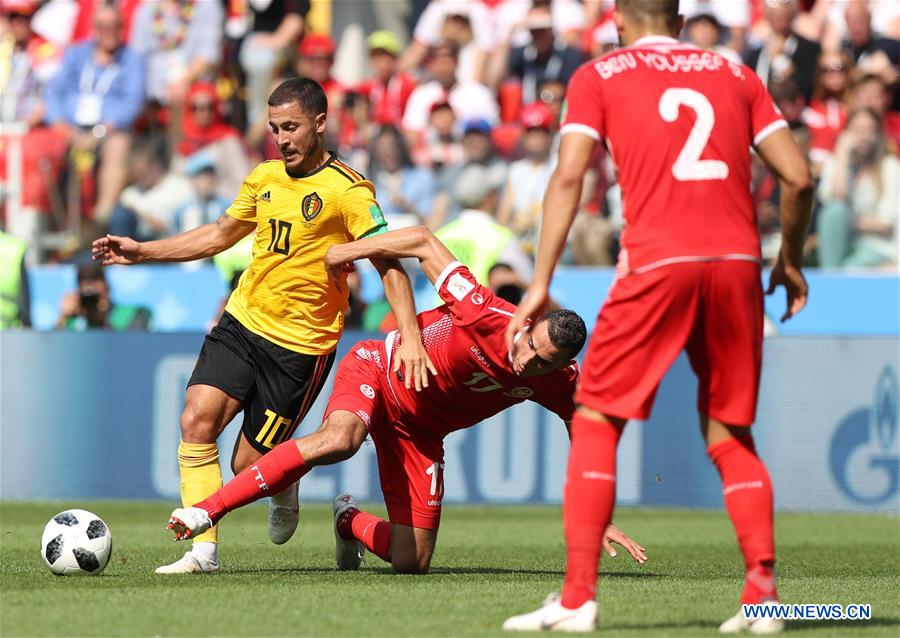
[302,192,323,222]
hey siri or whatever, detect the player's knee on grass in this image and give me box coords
[390,526,436,574]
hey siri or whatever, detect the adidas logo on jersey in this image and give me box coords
[260,191,272,202]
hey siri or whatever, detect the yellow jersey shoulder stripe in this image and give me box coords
[333,159,365,182]
[327,163,359,184]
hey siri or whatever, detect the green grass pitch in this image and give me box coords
[1,502,897,637]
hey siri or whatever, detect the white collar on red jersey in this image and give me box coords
[631,35,681,47]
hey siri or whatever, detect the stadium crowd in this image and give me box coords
[1,0,898,287]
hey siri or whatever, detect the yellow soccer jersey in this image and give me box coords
[224,153,387,355]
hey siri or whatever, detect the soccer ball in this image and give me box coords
[40,509,112,576]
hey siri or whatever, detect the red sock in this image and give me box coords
[337,508,392,562]
[560,413,622,609]
[196,441,309,524]
[708,437,777,605]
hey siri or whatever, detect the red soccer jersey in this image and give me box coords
[380,262,578,439]
[561,36,787,274]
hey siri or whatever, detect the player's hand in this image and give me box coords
[766,256,808,322]
[393,337,438,392]
[91,234,143,266]
[324,247,357,293]
[602,523,647,564]
[505,284,550,354]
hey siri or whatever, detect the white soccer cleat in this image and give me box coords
[332,493,365,571]
[502,593,599,632]
[268,480,300,545]
[719,602,785,634]
[166,507,213,541]
[154,550,220,575]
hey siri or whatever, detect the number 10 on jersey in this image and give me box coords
[267,219,292,255]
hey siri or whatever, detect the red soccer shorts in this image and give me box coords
[576,259,763,426]
[324,342,444,530]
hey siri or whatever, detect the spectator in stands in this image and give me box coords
[0,0,64,260]
[171,152,229,236]
[358,31,417,127]
[492,0,587,49]
[745,0,820,102]
[536,78,566,126]
[842,0,900,67]
[56,262,152,330]
[487,4,585,102]
[368,125,436,228]
[430,117,507,228]
[69,0,142,45]
[338,91,374,171]
[0,229,31,329]
[401,0,493,84]
[817,108,899,268]
[850,74,900,151]
[435,162,533,287]
[130,0,223,112]
[402,42,498,138]
[679,0,749,53]
[44,3,144,225]
[108,136,193,242]
[682,12,742,64]
[175,82,249,199]
[239,0,307,126]
[497,102,556,255]
[296,33,346,147]
[803,50,853,170]
[297,33,344,107]
[488,262,526,305]
[769,78,808,127]
[411,100,464,171]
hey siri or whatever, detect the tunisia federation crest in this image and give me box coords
[302,192,323,222]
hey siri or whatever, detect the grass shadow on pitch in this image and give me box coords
[601,619,721,632]
[366,566,662,578]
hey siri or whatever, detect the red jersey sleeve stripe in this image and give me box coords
[433,260,463,292]
[560,123,601,141]
[753,119,789,146]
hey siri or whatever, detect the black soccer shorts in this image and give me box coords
[188,312,336,453]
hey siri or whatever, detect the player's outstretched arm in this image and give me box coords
[91,214,255,265]
[325,226,457,286]
[505,132,596,351]
[755,128,814,321]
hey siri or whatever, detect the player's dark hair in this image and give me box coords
[268,77,328,117]
[616,0,680,26]
[543,309,587,358]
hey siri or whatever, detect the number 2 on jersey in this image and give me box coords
[658,88,729,182]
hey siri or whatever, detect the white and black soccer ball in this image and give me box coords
[40,509,112,576]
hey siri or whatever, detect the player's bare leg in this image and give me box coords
[168,411,368,539]
[504,406,624,632]
[229,434,300,545]
[332,498,437,574]
[156,384,243,575]
[702,416,782,634]
[388,524,437,574]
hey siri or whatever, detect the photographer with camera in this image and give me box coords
[56,263,152,331]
